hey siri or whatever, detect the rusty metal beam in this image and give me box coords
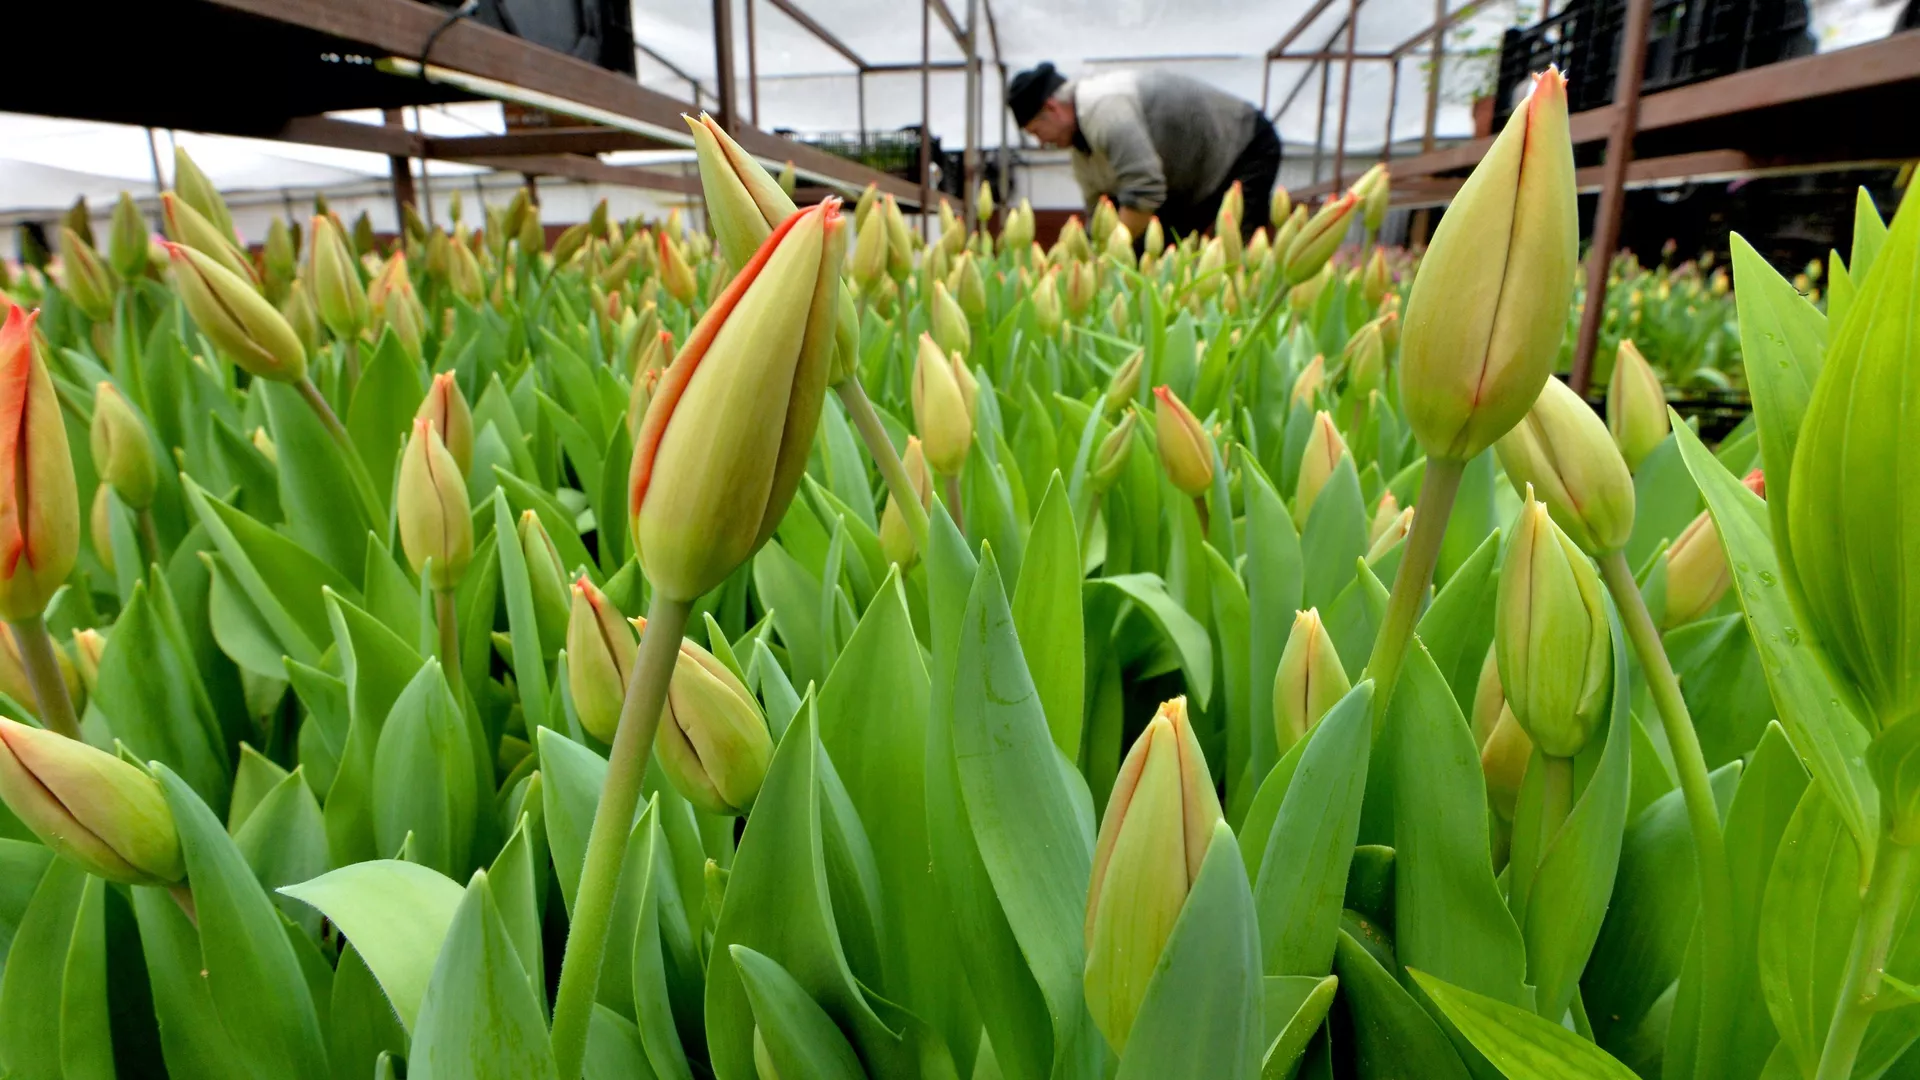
[443,153,703,193]
[764,0,867,69]
[1390,0,1496,58]
[1569,0,1653,394]
[1268,0,1339,59]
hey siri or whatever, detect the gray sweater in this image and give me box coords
[1064,71,1259,215]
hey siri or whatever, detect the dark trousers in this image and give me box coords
[1155,114,1283,243]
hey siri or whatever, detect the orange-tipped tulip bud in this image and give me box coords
[880,436,933,567]
[161,192,257,289]
[1606,339,1669,473]
[1399,69,1577,463]
[631,201,845,602]
[90,382,156,510]
[519,509,571,654]
[1362,248,1392,306]
[1660,470,1760,629]
[0,717,182,886]
[687,112,799,270]
[566,576,636,743]
[166,243,307,382]
[1152,386,1214,496]
[1274,608,1350,751]
[1033,269,1064,337]
[1105,350,1144,415]
[913,333,974,476]
[1496,487,1611,757]
[1085,697,1223,1053]
[1294,410,1348,528]
[643,619,773,815]
[1064,260,1098,317]
[0,308,78,623]
[415,371,474,477]
[1283,193,1358,284]
[59,228,115,323]
[1495,376,1635,556]
[398,418,473,590]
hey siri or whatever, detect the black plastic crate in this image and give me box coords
[1494,0,1812,126]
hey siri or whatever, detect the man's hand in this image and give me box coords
[1117,206,1153,241]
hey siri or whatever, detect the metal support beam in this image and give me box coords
[863,61,970,73]
[1383,58,1400,162]
[920,0,933,236]
[1274,50,1394,61]
[381,107,416,228]
[1570,0,1654,394]
[712,0,740,132]
[1262,58,1272,112]
[1411,0,1446,244]
[637,43,710,104]
[764,0,867,68]
[1332,0,1361,189]
[745,0,760,126]
[963,0,980,230]
[928,0,966,50]
[1390,0,1495,57]
[1312,56,1332,183]
[1268,0,1339,58]
[857,73,868,155]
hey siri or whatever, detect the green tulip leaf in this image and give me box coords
[1335,931,1470,1080]
[1086,573,1213,710]
[1012,473,1086,759]
[279,859,463,1033]
[731,945,868,1080]
[1300,454,1367,614]
[408,870,558,1080]
[1260,975,1339,1080]
[1410,968,1641,1080]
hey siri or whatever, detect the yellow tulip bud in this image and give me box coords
[686,113,799,271]
[0,716,183,886]
[643,618,773,815]
[1274,608,1350,751]
[1496,488,1611,757]
[397,418,473,591]
[90,382,156,510]
[1495,376,1635,556]
[880,436,933,567]
[108,194,151,281]
[912,333,974,476]
[1294,411,1348,528]
[566,576,635,743]
[1605,339,1669,472]
[161,192,257,290]
[415,372,474,478]
[59,228,115,323]
[1152,385,1214,497]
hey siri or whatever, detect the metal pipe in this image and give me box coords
[745,0,761,126]
[1312,59,1331,184]
[920,0,932,237]
[1411,0,1446,244]
[1570,0,1654,394]
[963,0,980,231]
[1382,58,1400,163]
[858,73,868,156]
[1332,0,1361,189]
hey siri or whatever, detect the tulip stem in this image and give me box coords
[137,508,161,567]
[945,475,966,532]
[835,379,928,554]
[1598,549,1734,1078]
[1363,456,1465,734]
[340,338,362,390]
[435,587,462,692]
[1816,832,1914,1080]
[10,616,80,740]
[550,593,692,1080]
[167,882,199,929]
[297,376,387,526]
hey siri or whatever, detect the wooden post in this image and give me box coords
[712,0,739,133]
[1332,0,1361,190]
[1569,0,1654,395]
[745,0,761,126]
[920,0,932,236]
[382,108,417,230]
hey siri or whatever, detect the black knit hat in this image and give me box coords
[1007,62,1067,127]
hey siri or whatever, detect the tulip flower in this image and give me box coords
[1152,386,1214,497]
[1105,350,1144,416]
[853,183,880,230]
[1291,354,1327,407]
[949,252,988,317]
[398,418,473,591]
[1469,645,1505,750]
[173,147,236,244]
[1362,248,1392,306]
[1274,609,1350,751]
[1064,261,1098,317]
[415,372,474,477]
[1142,216,1165,257]
[90,383,156,510]
[1398,69,1576,463]
[1283,193,1358,284]
[1496,487,1611,757]
[161,193,257,289]
[626,331,673,437]
[1366,507,1415,564]
[1091,411,1138,495]
[638,618,774,815]
[879,436,933,567]
[657,232,699,306]
[1216,204,1243,269]
[1003,199,1036,253]
[1495,376,1635,556]
[1085,697,1223,1053]
[1606,339,1669,473]
[977,180,996,222]
[631,200,845,603]
[1480,705,1533,822]
[0,307,79,625]
[884,196,915,281]
[1270,187,1293,233]
[167,244,309,384]
[687,113,799,271]
[1294,411,1348,528]
[519,510,571,654]
[566,576,637,743]
[59,229,115,323]
[912,333,974,476]
[930,280,971,356]
[0,717,183,886]
[1662,469,1762,629]
[108,193,150,280]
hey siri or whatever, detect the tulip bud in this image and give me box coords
[948,252,988,318]
[551,221,591,269]
[1283,193,1358,284]
[1605,339,1668,472]
[631,201,845,602]
[1362,248,1392,306]
[1151,386,1214,497]
[447,237,485,304]
[687,113,799,271]
[913,333,974,476]
[415,372,474,477]
[1104,350,1144,415]
[1215,208,1243,271]
[108,194,150,280]
[71,629,104,697]
[1469,644,1505,750]
[1368,492,1401,549]
[884,196,916,281]
[1291,354,1327,407]
[279,276,323,357]
[0,622,79,723]
[853,184,880,231]
[1092,411,1138,495]
[928,279,972,358]
[640,619,774,815]
[977,180,996,222]
[90,383,156,510]
[398,418,473,591]
[566,576,636,742]
[172,147,237,245]
[160,193,257,290]
[1496,488,1611,757]
[1495,376,1635,556]
[657,233,699,306]
[1481,705,1533,822]
[0,308,79,624]
[0,717,182,886]
[90,485,115,578]
[519,510,571,654]
[1274,609,1350,751]
[59,228,115,323]
[1366,507,1415,564]
[1342,318,1387,400]
[1400,70,1577,463]
[1294,410,1348,528]
[1270,188,1293,232]
[251,426,278,466]
[1064,261,1097,317]
[1004,199,1037,253]
[880,436,933,567]
[1141,216,1165,257]
[167,243,308,384]
[850,211,889,295]
[1033,269,1064,337]
[258,216,297,303]
[1352,163,1391,236]
[1085,697,1223,1053]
